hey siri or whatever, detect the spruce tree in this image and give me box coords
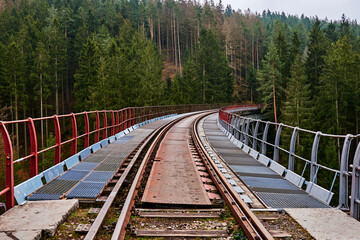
[281,55,312,128]
[316,36,358,135]
[74,37,100,110]
[306,18,327,98]
[197,28,232,103]
[289,30,301,64]
[257,41,283,123]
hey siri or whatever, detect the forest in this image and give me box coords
[0,0,358,135]
[0,0,359,205]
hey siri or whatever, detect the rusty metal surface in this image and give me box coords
[142,115,212,205]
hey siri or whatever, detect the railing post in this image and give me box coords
[338,134,352,210]
[234,117,240,139]
[71,113,77,155]
[350,142,360,219]
[240,118,246,142]
[120,110,124,131]
[103,111,107,139]
[229,115,234,134]
[111,111,115,136]
[252,120,260,151]
[95,111,100,143]
[0,122,14,209]
[288,127,299,171]
[273,123,283,163]
[53,115,61,165]
[132,107,135,125]
[261,121,270,155]
[128,108,131,128]
[84,112,90,148]
[310,131,322,183]
[244,119,250,146]
[115,111,119,133]
[28,118,38,177]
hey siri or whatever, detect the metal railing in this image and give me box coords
[0,104,223,210]
[219,106,360,220]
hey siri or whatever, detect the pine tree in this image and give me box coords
[281,55,312,128]
[196,28,232,103]
[32,41,51,152]
[5,39,26,158]
[46,8,66,114]
[289,30,301,64]
[74,37,100,110]
[257,41,283,123]
[316,36,358,135]
[181,56,201,104]
[306,18,327,98]
[245,65,258,103]
[274,24,290,80]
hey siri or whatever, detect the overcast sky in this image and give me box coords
[217,0,359,22]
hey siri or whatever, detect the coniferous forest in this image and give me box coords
[0,0,360,142]
[0,0,359,138]
[0,0,360,205]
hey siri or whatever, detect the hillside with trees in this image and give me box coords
[0,0,359,142]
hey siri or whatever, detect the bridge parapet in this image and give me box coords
[219,106,360,220]
[0,104,223,210]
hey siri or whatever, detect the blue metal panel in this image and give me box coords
[109,136,116,143]
[79,148,92,160]
[58,170,90,181]
[91,142,101,153]
[71,162,98,171]
[306,182,334,204]
[285,170,305,188]
[100,139,109,147]
[43,163,65,183]
[66,182,105,199]
[64,154,80,169]
[14,174,44,205]
[82,171,114,183]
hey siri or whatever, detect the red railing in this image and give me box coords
[219,104,262,123]
[0,104,224,210]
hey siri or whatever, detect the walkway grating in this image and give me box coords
[203,114,330,209]
[57,170,89,181]
[35,180,78,194]
[25,115,181,202]
[66,182,105,199]
[82,171,114,183]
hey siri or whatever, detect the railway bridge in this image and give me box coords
[0,104,360,239]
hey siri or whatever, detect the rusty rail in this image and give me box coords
[111,112,203,239]
[192,113,273,240]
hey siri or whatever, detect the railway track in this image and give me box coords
[49,111,274,240]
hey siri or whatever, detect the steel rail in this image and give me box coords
[84,119,167,240]
[192,114,274,240]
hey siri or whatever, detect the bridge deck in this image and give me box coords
[203,114,329,209]
[27,115,182,201]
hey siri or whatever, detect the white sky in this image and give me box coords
[215,0,360,22]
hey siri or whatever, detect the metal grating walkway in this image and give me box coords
[27,116,181,201]
[203,114,329,209]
